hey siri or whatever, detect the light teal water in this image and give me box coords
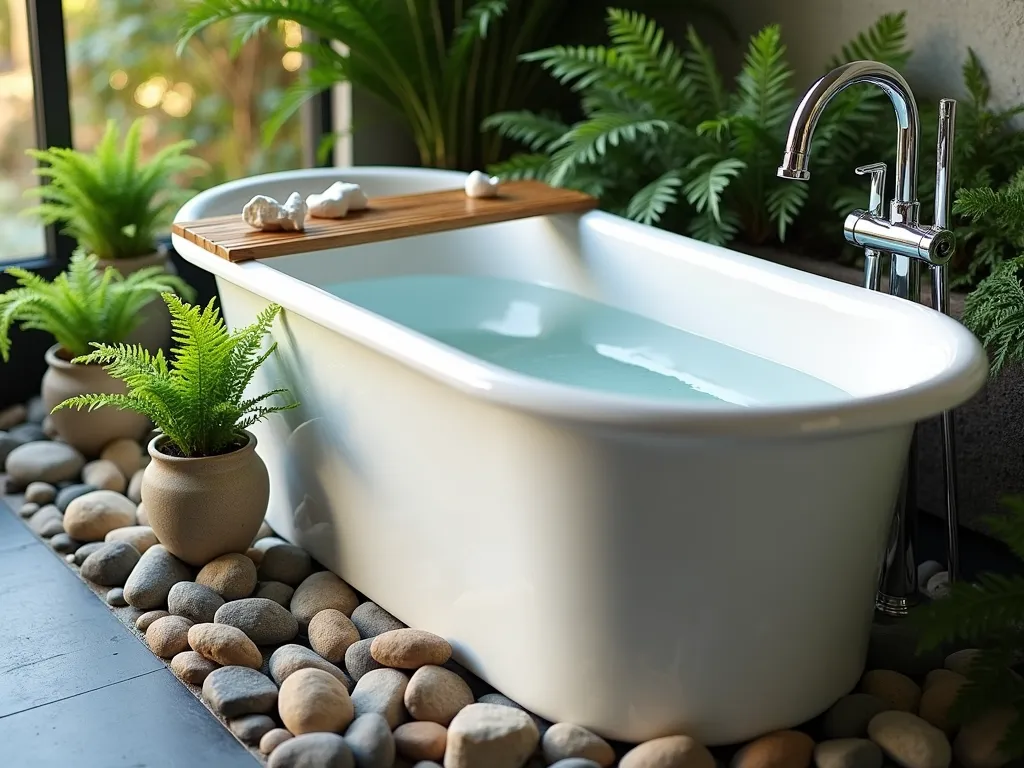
[324,274,849,406]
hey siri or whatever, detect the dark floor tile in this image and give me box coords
[0,668,260,767]
[0,534,163,716]
[0,498,35,554]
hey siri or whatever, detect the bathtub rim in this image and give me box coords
[172,167,989,438]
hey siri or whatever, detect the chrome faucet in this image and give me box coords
[777,60,961,616]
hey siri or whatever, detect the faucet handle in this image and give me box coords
[855,163,887,217]
[854,163,888,291]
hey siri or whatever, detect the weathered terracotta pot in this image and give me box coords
[97,250,175,353]
[41,344,151,457]
[142,430,269,566]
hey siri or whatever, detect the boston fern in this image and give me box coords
[913,497,1024,758]
[0,251,194,362]
[26,118,206,260]
[54,294,298,458]
[484,9,909,246]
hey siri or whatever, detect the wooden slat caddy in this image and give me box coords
[171,180,599,263]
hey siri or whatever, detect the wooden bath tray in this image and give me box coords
[171,180,598,263]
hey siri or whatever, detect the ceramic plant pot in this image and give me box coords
[41,344,152,457]
[141,430,269,566]
[97,250,175,353]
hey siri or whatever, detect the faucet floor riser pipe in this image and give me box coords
[777,60,962,616]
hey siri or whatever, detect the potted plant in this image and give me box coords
[53,293,299,566]
[25,118,207,351]
[0,251,195,456]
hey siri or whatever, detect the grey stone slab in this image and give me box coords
[0,668,260,767]
[0,526,163,716]
[0,496,35,554]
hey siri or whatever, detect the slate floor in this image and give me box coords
[0,499,259,768]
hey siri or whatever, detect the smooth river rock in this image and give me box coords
[171,650,219,685]
[344,713,395,768]
[269,643,352,688]
[127,469,145,503]
[229,714,277,746]
[260,728,294,756]
[64,490,136,542]
[542,723,616,767]
[100,438,143,478]
[351,601,405,638]
[188,622,262,669]
[5,441,84,486]
[202,665,279,718]
[370,629,452,670]
[82,459,126,493]
[146,615,194,658]
[620,735,714,768]
[268,733,354,768]
[279,668,354,735]
[444,703,540,768]
[28,505,64,538]
[814,739,883,768]
[867,711,952,768]
[80,540,141,587]
[308,609,360,663]
[123,544,192,610]
[136,610,170,631]
[196,553,258,600]
[215,598,298,646]
[25,481,56,504]
[919,671,966,734]
[731,730,815,768]
[351,668,409,729]
[104,525,158,554]
[860,670,922,713]
[290,571,359,629]
[55,483,95,512]
[255,580,295,607]
[168,581,225,624]
[345,638,384,681]
[404,665,474,727]
[954,708,1017,768]
[394,721,447,762]
[258,544,312,587]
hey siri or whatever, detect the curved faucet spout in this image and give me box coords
[778,60,921,224]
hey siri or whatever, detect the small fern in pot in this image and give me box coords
[26,118,207,351]
[54,293,299,566]
[0,251,195,457]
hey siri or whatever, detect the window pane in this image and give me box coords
[0,0,46,263]
[64,0,305,220]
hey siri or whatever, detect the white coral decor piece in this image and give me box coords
[306,182,369,219]
[241,192,307,231]
[464,170,500,198]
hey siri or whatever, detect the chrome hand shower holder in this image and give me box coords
[777,61,962,616]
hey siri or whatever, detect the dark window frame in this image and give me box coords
[16,0,333,272]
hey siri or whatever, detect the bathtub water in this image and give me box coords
[325,274,851,406]
[172,166,989,745]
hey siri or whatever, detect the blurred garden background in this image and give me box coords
[0,0,303,262]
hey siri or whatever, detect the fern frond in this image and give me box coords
[24,119,207,259]
[767,182,809,241]
[827,11,909,70]
[54,293,297,457]
[915,572,1024,649]
[962,255,1024,374]
[734,24,794,129]
[481,111,569,153]
[547,113,670,186]
[626,170,683,225]
[486,153,554,181]
[0,252,192,361]
[683,156,745,224]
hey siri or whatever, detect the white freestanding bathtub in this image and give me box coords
[173,167,988,745]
